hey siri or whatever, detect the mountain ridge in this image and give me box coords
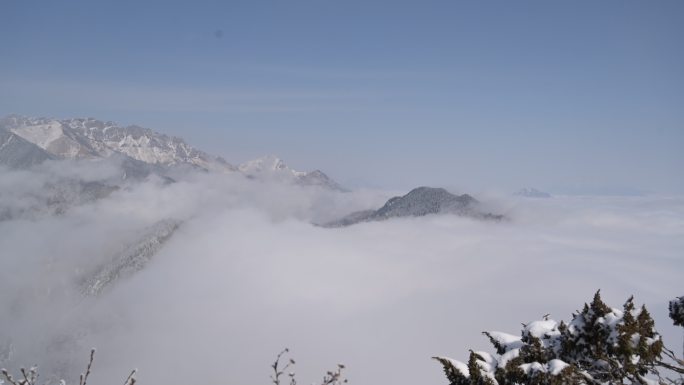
[0,127,56,169]
[1,115,234,171]
[0,115,345,191]
[323,186,504,227]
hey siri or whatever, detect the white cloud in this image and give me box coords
[0,161,682,385]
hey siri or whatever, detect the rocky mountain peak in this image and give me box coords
[323,186,502,227]
[1,115,345,191]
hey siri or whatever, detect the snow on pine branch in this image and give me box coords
[433,291,683,385]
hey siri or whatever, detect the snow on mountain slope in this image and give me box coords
[2,116,100,159]
[239,155,347,191]
[63,118,235,171]
[8,119,63,149]
[1,116,235,171]
[81,219,180,297]
[238,154,306,176]
[1,115,346,191]
[0,127,56,169]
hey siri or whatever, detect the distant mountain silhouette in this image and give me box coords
[323,187,504,227]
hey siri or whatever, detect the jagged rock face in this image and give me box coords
[324,187,503,227]
[1,116,235,172]
[375,187,477,218]
[0,128,55,168]
[1,116,346,191]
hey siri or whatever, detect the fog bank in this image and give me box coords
[0,161,682,385]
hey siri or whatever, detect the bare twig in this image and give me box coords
[2,349,135,385]
[270,348,347,385]
[123,369,137,385]
[271,348,295,385]
[320,364,347,385]
[79,349,95,385]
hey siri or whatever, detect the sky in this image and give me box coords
[1,0,683,193]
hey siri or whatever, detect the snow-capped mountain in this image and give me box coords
[0,115,235,172]
[239,155,347,191]
[1,115,346,191]
[239,154,306,177]
[0,127,56,169]
[323,187,503,227]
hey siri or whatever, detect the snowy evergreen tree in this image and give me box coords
[434,291,684,385]
[671,296,684,361]
[670,296,684,328]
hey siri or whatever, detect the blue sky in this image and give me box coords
[1,0,683,193]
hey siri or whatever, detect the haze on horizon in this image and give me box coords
[1,0,683,194]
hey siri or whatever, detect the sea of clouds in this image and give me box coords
[1,159,682,385]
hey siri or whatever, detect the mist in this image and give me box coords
[0,160,682,385]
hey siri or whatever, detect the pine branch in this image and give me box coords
[657,361,684,375]
[1,369,20,385]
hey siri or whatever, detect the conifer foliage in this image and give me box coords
[671,296,684,361]
[671,297,684,328]
[434,291,684,385]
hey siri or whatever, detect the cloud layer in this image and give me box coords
[0,160,682,385]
